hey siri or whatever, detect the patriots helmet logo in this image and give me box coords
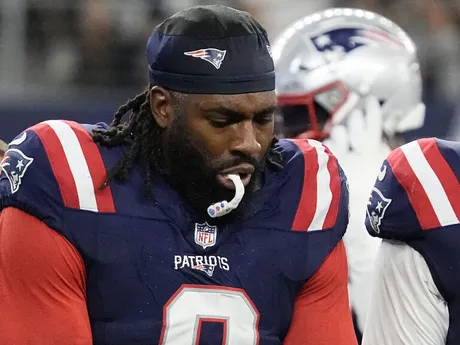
[184,48,227,69]
[194,222,217,249]
[311,27,403,63]
[366,187,392,234]
[0,148,34,194]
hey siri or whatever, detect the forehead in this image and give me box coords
[192,91,277,113]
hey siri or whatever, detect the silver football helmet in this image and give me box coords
[272,8,425,143]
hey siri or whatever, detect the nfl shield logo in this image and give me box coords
[194,222,217,249]
[366,187,392,234]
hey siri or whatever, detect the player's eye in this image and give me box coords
[254,114,274,125]
[207,113,242,128]
[208,117,231,128]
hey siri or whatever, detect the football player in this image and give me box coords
[0,5,358,345]
[362,138,459,345]
[271,7,426,337]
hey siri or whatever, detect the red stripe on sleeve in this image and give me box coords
[387,147,440,229]
[322,144,341,229]
[31,123,80,209]
[418,138,460,220]
[288,139,318,231]
[65,121,115,213]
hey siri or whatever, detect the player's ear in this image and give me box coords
[149,86,174,129]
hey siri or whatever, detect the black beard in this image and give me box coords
[156,116,266,223]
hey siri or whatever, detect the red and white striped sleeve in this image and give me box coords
[282,139,356,344]
[0,120,116,231]
[31,120,116,213]
[288,139,344,232]
[366,138,460,239]
[388,138,460,229]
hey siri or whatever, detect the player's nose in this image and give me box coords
[230,121,262,157]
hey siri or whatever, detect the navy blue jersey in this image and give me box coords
[0,120,350,345]
[366,137,460,344]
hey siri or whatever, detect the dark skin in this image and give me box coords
[150,86,277,167]
[147,86,277,220]
[92,84,281,221]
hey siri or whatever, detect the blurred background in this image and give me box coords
[0,0,459,142]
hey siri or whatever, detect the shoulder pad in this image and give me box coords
[278,138,349,232]
[0,120,115,230]
[366,138,460,239]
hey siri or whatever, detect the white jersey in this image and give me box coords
[323,104,391,332]
[362,240,449,345]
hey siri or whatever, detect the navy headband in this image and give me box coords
[146,5,275,94]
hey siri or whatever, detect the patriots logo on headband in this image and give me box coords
[184,48,227,69]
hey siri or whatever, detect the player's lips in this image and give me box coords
[217,164,254,189]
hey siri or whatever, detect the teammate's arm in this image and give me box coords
[283,240,358,345]
[0,207,92,345]
[362,239,448,345]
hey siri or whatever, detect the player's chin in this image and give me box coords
[216,173,251,189]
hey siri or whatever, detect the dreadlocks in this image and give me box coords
[92,87,158,196]
[92,87,284,196]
